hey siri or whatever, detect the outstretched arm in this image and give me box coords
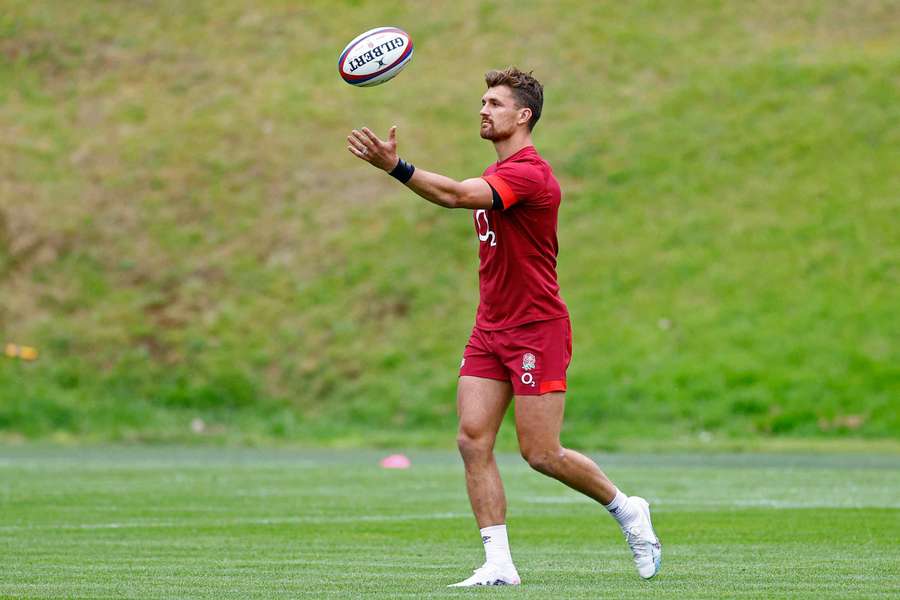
[347,126,497,210]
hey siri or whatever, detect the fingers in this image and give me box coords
[360,127,381,145]
[347,133,367,153]
[350,129,372,149]
[347,127,395,169]
[349,129,377,163]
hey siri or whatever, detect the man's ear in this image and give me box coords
[518,107,532,127]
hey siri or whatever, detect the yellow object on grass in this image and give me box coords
[4,343,38,361]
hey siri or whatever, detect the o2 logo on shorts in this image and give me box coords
[521,352,536,388]
[474,209,497,247]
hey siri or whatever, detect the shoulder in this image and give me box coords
[502,153,553,189]
[498,150,546,176]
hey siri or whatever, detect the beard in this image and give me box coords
[480,121,513,141]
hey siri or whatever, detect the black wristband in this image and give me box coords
[388,158,415,183]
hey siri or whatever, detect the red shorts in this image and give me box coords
[459,317,573,396]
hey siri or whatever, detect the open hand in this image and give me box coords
[347,126,399,171]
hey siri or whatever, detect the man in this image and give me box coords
[346,67,661,587]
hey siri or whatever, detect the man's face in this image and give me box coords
[480,86,527,141]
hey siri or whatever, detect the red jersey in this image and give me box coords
[474,145,569,330]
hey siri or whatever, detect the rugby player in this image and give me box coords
[347,67,661,587]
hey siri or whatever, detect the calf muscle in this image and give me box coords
[514,393,618,505]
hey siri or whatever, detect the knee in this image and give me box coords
[521,445,565,476]
[456,428,494,462]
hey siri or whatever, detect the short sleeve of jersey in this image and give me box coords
[482,160,545,209]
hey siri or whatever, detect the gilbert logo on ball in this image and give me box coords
[338,26,413,87]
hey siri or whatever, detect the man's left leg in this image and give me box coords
[514,392,662,579]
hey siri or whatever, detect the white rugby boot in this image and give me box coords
[621,496,662,579]
[448,562,521,587]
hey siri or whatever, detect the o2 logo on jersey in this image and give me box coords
[474,209,497,247]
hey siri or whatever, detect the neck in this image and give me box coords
[492,129,533,162]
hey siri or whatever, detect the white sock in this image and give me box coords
[604,488,638,526]
[480,524,513,567]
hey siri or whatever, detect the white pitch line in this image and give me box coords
[524,496,900,509]
[0,511,471,533]
[5,497,897,534]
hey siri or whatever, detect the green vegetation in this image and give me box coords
[1,1,898,446]
[1,447,898,598]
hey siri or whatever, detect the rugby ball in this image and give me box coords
[338,27,414,87]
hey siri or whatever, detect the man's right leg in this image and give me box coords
[449,375,520,587]
[456,375,511,528]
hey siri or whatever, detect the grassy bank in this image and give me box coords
[1,1,898,445]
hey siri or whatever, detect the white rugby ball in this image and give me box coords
[338,26,414,87]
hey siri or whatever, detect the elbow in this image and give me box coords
[434,182,470,209]
[448,188,481,210]
[437,190,460,209]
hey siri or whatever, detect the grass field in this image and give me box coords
[2,1,898,444]
[1,446,898,598]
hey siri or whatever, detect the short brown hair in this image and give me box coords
[485,67,543,131]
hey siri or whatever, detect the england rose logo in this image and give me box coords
[522,353,536,371]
